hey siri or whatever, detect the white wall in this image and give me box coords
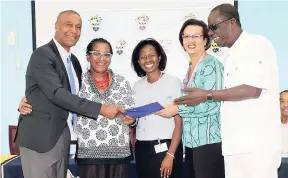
[1,1,33,155]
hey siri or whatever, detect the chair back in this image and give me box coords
[9,125,20,155]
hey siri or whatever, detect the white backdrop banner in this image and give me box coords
[34,1,233,85]
[72,8,228,84]
[34,0,233,146]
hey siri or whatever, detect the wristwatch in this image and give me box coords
[206,92,214,101]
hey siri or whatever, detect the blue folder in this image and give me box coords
[123,102,164,118]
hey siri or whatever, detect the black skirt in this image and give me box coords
[78,164,129,178]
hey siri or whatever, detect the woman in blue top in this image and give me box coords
[157,19,225,178]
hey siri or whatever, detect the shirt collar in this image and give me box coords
[53,38,71,63]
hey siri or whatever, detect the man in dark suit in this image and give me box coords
[15,10,124,178]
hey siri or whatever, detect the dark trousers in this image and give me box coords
[135,139,183,178]
[20,126,70,178]
[184,142,225,178]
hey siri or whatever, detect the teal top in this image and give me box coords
[178,54,224,148]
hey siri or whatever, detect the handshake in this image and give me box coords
[100,104,135,125]
[18,97,136,125]
[101,102,164,125]
[18,97,159,125]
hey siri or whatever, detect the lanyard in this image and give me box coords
[184,52,206,87]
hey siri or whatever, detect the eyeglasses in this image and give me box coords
[182,34,203,40]
[208,18,233,31]
[88,51,112,59]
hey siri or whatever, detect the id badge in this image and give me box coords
[154,142,168,154]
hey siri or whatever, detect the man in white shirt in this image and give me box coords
[174,3,282,178]
[280,90,288,155]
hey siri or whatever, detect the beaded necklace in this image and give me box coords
[93,72,110,90]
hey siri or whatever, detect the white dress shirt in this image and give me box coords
[220,31,282,155]
[53,38,79,143]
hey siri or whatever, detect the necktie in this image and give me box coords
[67,55,77,130]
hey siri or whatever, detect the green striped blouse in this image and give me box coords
[178,54,224,148]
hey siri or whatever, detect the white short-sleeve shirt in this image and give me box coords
[282,123,288,155]
[221,31,282,155]
[132,73,182,141]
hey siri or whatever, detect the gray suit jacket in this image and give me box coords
[15,40,102,153]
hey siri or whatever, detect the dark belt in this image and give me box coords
[136,139,171,145]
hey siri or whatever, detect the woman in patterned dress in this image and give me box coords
[75,38,135,178]
[156,19,225,178]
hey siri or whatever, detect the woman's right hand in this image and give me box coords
[120,115,136,125]
[160,154,174,178]
[18,96,32,115]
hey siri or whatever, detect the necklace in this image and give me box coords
[94,72,110,90]
[184,52,206,87]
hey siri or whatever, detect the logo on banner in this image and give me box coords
[135,14,149,31]
[89,15,102,32]
[183,13,196,21]
[115,40,126,55]
[160,40,172,53]
[211,40,220,53]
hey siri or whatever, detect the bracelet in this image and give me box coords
[166,152,175,158]
[128,119,137,128]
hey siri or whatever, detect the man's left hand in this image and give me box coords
[174,88,208,106]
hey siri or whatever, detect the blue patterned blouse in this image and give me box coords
[178,54,224,148]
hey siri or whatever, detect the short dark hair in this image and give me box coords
[86,38,113,56]
[280,90,288,94]
[212,3,241,27]
[179,18,211,50]
[57,10,81,21]
[131,38,167,77]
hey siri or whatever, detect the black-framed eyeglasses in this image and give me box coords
[88,51,113,59]
[208,18,233,31]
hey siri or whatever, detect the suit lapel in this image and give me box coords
[71,54,82,88]
[48,40,71,92]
